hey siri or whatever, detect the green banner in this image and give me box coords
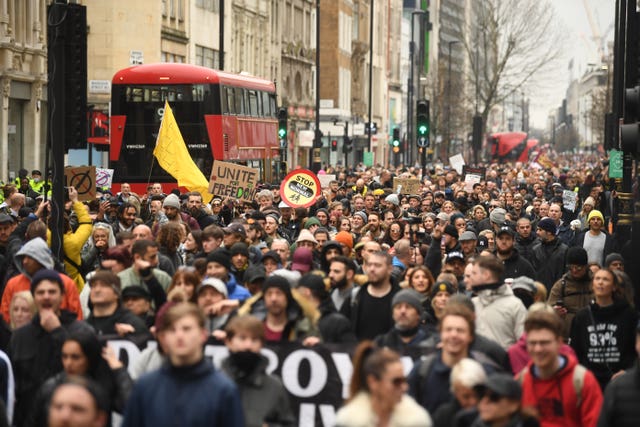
[609,149,622,179]
[363,151,374,167]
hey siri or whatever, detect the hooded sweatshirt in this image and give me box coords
[1,238,82,323]
[569,299,638,389]
[520,353,602,427]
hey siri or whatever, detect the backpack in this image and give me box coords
[517,364,587,406]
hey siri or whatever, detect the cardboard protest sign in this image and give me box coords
[393,178,420,195]
[449,154,465,174]
[64,166,96,201]
[208,160,259,201]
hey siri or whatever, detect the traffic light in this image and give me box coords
[277,107,288,140]
[621,86,640,153]
[392,127,401,153]
[331,139,338,152]
[416,99,430,147]
[342,136,353,153]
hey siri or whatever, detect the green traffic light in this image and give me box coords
[393,140,400,147]
[418,125,428,135]
[278,129,286,138]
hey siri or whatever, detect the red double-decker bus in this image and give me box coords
[109,63,282,193]
[489,132,539,163]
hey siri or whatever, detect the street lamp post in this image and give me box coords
[408,10,425,169]
[446,40,459,159]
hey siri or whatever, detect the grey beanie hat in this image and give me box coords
[353,211,368,223]
[489,208,506,226]
[392,289,425,316]
[163,193,181,209]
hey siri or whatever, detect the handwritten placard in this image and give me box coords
[393,178,420,195]
[208,160,259,201]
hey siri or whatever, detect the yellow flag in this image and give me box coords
[153,101,212,200]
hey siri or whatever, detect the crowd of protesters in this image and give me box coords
[0,155,638,426]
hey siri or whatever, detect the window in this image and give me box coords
[195,45,219,69]
[169,0,175,18]
[225,87,236,114]
[262,92,272,117]
[248,90,259,116]
[178,0,184,21]
[234,88,245,115]
[196,0,219,12]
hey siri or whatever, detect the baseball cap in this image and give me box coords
[496,226,515,237]
[223,223,247,237]
[445,251,465,263]
[0,213,15,224]
[198,277,228,298]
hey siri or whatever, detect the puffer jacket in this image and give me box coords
[473,284,527,350]
[531,238,568,290]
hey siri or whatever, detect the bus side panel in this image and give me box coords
[110,115,127,162]
[236,118,277,159]
[204,114,226,160]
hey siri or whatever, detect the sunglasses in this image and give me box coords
[390,377,407,387]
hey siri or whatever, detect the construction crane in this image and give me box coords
[581,0,614,62]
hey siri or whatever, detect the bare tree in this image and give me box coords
[463,0,565,143]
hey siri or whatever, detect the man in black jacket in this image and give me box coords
[374,289,432,354]
[531,218,568,291]
[494,225,535,281]
[296,273,356,345]
[86,270,151,345]
[340,251,400,340]
[9,269,94,426]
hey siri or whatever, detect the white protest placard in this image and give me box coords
[449,154,465,174]
[562,190,578,212]
[95,168,114,188]
[318,174,336,189]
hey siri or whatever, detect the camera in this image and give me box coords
[402,216,422,225]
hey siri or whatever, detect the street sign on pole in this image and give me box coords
[417,136,429,148]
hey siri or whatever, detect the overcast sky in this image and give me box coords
[528,0,615,128]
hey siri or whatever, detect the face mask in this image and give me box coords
[228,350,261,372]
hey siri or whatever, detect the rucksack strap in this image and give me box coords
[572,364,586,407]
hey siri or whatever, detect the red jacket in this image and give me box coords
[520,352,602,427]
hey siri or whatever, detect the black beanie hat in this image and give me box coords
[206,248,231,271]
[443,224,459,240]
[566,247,588,266]
[229,242,250,258]
[262,275,291,294]
[31,269,65,295]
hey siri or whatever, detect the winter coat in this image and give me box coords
[316,298,357,344]
[122,359,243,427]
[473,285,527,350]
[63,201,93,292]
[9,311,94,426]
[224,272,251,302]
[335,391,432,427]
[519,353,603,427]
[28,366,133,427]
[514,233,537,261]
[374,327,432,355]
[548,271,593,338]
[597,361,640,427]
[497,249,536,281]
[221,354,295,427]
[86,305,152,345]
[1,238,82,323]
[569,300,638,389]
[238,289,320,343]
[531,238,568,290]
